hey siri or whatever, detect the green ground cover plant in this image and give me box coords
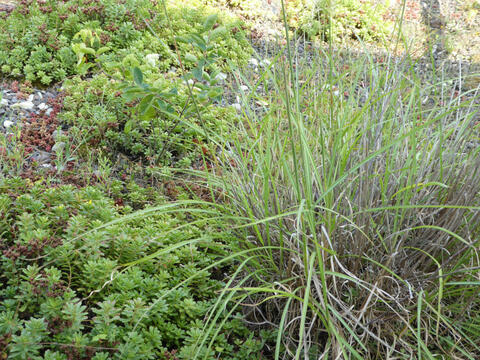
[59,71,234,167]
[0,0,251,84]
[0,177,267,359]
[60,12,237,167]
[286,0,394,43]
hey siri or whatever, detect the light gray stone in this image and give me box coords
[3,120,14,128]
[11,101,34,110]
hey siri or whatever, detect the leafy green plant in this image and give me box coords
[71,28,110,75]
[51,128,77,174]
[60,70,234,168]
[0,0,251,84]
[286,0,394,43]
[119,13,228,159]
[0,178,264,359]
[0,0,152,84]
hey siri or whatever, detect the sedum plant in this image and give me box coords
[60,11,239,168]
[0,177,266,359]
[0,0,153,84]
[120,14,228,155]
[0,0,251,84]
[286,0,394,43]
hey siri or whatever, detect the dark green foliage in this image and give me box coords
[0,177,265,359]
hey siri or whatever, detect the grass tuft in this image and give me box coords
[199,22,480,358]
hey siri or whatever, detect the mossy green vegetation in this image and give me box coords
[0,0,251,84]
[286,0,394,43]
[0,177,267,359]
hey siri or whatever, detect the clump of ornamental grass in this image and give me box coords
[194,29,480,360]
[65,2,480,358]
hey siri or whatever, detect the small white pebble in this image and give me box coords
[260,59,271,67]
[37,92,43,100]
[0,98,8,106]
[3,120,14,128]
[145,53,160,67]
[28,94,34,102]
[45,108,53,116]
[240,85,249,92]
[232,103,241,111]
[38,102,48,110]
[249,58,259,67]
[52,142,65,152]
[41,164,52,169]
[11,101,34,110]
[187,79,195,86]
[215,72,227,81]
[267,28,281,36]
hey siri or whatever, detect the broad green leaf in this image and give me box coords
[197,91,208,101]
[203,14,218,32]
[96,46,110,55]
[139,105,156,120]
[190,34,207,51]
[202,72,211,82]
[138,94,154,115]
[122,87,145,101]
[124,119,133,134]
[207,88,222,99]
[192,66,203,81]
[133,67,143,86]
[210,26,226,40]
[156,99,168,111]
[185,53,198,63]
[76,62,93,75]
[79,43,96,55]
[157,99,174,115]
[194,82,208,90]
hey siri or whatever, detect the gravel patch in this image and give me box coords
[0,81,62,166]
[0,84,59,131]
